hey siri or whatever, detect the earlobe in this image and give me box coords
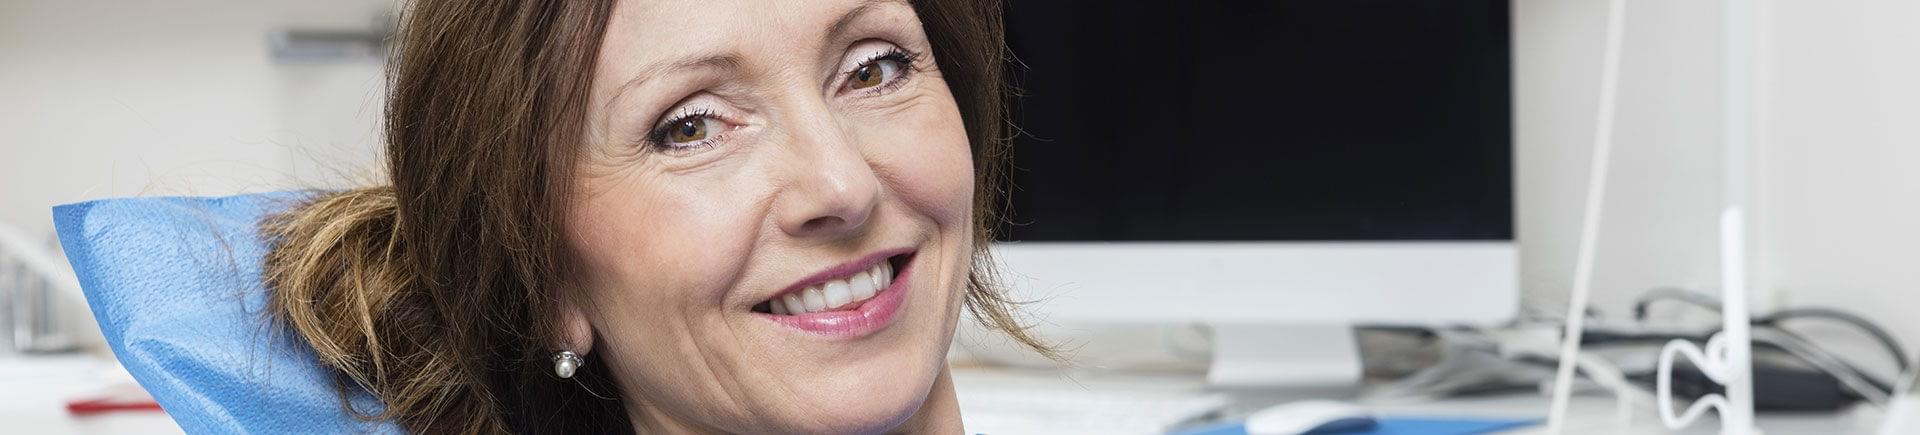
[557,294,596,356]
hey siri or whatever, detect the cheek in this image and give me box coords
[564,172,756,315]
[864,93,975,227]
[563,170,769,412]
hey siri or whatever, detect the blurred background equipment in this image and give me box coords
[995,0,1517,390]
[0,221,88,354]
[7,0,1920,434]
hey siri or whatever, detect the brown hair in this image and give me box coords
[262,0,1050,433]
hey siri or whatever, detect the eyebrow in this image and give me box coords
[607,54,743,111]
[827,0,908,45]
[606,0,908,108]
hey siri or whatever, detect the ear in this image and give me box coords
[556,291,595,356]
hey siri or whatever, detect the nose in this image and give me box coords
[773,111,880,240]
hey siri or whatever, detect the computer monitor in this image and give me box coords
[994,1,1518,387]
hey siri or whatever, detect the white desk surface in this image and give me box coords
[0,354,180,435]
[0,355,1868,434]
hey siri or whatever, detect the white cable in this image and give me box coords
[1654,0,1762,431]
[1657,332,1736,427]
[1544,0,1627,432]
[1570,350,1653,426]
[1711,0,1760,428]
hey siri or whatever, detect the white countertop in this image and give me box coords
[0,354,181,435]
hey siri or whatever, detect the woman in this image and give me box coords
[262,0,1051,433]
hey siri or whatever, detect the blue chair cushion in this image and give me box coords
[53,192,397,433]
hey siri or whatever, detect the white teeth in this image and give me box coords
[782,294,805,315]
[802,287,827,312]
[770,260,898,315]
[849,271,876,302]
[823,280,852,309]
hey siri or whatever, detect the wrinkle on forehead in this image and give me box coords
[594,0,915,113]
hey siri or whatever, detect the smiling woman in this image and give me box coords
[258,0,1052,433]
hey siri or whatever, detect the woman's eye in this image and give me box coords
[846,55,907,91]
[666,116,710,143]
[649,112,725,150]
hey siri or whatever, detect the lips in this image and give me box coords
[769,260,892,315]
[755,251,907,315]
[753,250,913,337]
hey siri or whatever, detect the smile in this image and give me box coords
[753,250,914,337]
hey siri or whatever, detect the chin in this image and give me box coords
[717,228,968,433]
[761,335,944,434]
[756,252,956,434]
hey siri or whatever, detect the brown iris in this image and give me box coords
[667,117,706,143]
[849,63,883,89]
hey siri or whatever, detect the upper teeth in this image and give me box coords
[772,260,893,315]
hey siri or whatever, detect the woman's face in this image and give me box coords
[562,0,974,432]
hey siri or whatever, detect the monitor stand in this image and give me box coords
[1208,323,1362,392]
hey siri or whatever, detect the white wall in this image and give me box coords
[0,0,387,250]
[1,0,283,244]
[270,0,390,189]
[0,0,387,354]
[1757,0,1920,370]
[1514,0,1727,322]
[1518,0,1920,377]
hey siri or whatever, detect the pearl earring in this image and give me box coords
[552,350,585,379]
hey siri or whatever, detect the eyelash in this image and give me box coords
[641,46,925,151]
[644,107,721,151]
[843,47,923,95]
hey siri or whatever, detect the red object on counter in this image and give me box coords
[66,387,164,415]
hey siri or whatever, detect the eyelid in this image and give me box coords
[842,47,892,74]
[835,41,894,75]
[833,43,919,96]
[643,99,737,152]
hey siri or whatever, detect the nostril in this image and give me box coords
[800,215,848,234]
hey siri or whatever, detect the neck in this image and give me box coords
[628,365,965,434]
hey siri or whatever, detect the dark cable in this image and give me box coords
[1630,287,1911,374]
[1631,286,1722,321]
[1757,307,1910,373]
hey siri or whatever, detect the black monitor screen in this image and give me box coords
[999,1,1513,242]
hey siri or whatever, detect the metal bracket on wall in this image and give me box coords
[268,14,393,61]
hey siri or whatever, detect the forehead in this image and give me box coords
[594,0,918,94]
